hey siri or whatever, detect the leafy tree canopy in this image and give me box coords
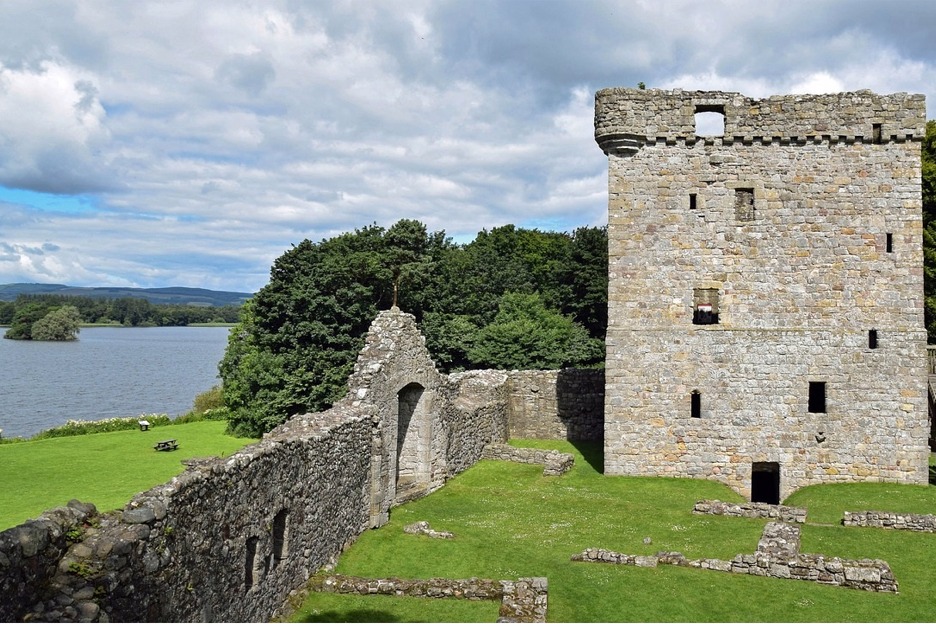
[220,220,608,437]
[31,306,82,341]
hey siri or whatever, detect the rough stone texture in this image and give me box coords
[482,444,575,476]
[843,510,936,532]
[0,500,97,623]
[506,370,604,441]
[572,521,897,592]
[0,309,516,623]
[596,88,929,500]
[403,521,454,540]
[308,574,547,623]
[693,499,807,523]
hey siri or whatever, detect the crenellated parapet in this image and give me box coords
[594,88,926,155]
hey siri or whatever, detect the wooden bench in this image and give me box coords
[154,439,178,452]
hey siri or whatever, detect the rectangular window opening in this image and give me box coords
[869,329,878,349]
[808,382,826,414]
[694,104,726,137]
[735,188,755,221]
[693,288,719,325]
[873,123,882,144]
[886,233,893,253]
[690,391,701,418]
[689,193,697,210]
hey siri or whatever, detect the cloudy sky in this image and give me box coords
[1,0,934,294]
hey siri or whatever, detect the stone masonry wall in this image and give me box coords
[0,308,523,622]
[843,510,936,532]
[506,370,604,441]
[597,89,929,500]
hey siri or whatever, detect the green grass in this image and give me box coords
[0,421,256,530]
[290,441,936,622]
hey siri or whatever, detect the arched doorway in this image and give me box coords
[396,382,430,500]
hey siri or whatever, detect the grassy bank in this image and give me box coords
[0,420,256,530]
[290,440,936,623]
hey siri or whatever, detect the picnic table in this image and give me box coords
[154,439,178,452]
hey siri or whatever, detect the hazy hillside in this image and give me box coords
[0,283,253,307]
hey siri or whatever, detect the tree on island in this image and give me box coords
[5,304,81,341]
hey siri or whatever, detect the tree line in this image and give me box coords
[219,221,607,436]
[1,294,242,340]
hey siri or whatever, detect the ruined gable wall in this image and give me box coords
[0,308,591,622]
[597,89,928,500]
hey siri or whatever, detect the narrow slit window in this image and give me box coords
[873,123,882,144]
[808,382,826,414]
[245,536,259,590]
[693,288,719,325]
[886,233,893,253]
[869,329,878,349]
[735,188,755,221]
[689,193,697,210]
[272,509,288,568]
[690,391,701,418]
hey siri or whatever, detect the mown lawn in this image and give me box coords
[0,421,256,530]
[290,440,936,623]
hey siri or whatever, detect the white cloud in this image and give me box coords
[0,60,110,192]
[0,0,933,292]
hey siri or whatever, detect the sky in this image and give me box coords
[1,1,934,294]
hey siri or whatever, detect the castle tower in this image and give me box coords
[594,89,929,501]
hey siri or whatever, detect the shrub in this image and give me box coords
[192,385,224,414]
[31,414,172,439]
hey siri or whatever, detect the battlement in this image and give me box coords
[595,89,926,154]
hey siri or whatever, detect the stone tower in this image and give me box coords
[594,88,928,502]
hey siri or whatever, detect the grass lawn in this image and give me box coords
[290,440,936,623]
[0,421,256,530]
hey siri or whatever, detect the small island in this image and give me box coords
[4,304,81,341]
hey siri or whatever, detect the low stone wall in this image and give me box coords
[693,500,807,523]
[843,510,936,532]
[308,574,548,623]
[506,370,603,441]
[482,444,574,476]
[0,500,98,622]
[572,522,897,593]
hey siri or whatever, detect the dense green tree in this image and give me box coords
[468,292,603,370]
[30,305,82,341]
[220,221,450,437]
[4,302,52,339]
[922,120,936,341]
[219,220,608,436]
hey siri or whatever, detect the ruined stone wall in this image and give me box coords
[506,370,604,441]
[596,89,929,500]
[0,308,520,622]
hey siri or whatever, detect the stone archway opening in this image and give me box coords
[396,382,430,500]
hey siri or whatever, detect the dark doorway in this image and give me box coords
[751,462,780,504]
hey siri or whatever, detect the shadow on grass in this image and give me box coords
[294,609,399,623]
[570,439,604,474]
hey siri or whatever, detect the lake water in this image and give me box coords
[0,326,231,439]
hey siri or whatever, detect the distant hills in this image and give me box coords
[0,283,253,307]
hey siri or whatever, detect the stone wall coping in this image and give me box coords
[308,574,547,623]
[693,500,808,523]
[843,510,936,532]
